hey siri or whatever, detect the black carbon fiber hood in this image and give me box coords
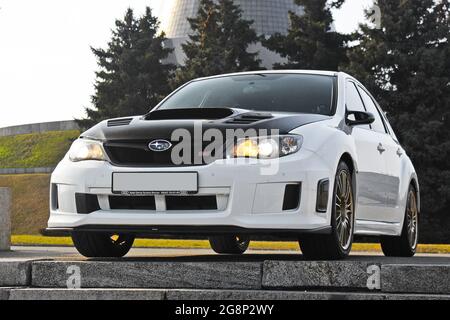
[81,108,330,141]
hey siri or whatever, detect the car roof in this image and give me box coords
[193,70,339,82]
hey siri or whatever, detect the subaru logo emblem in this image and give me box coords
[148,140,172,152]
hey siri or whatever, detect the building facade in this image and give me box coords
[159,0,303,69]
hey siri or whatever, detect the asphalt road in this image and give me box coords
[1,246,449,265]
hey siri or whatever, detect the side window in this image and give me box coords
[346,81,366,112]
[357,87,387,134]
[345,81,370,129]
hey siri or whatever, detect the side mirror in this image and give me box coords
[346,110,375,126]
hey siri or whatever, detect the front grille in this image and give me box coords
[166,196,217,210]
[104,140,212,167]
[109,196,156,210]
[108,195,218,211]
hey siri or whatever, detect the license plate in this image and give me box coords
[112,172,198,195]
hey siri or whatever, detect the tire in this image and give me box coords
[381,185,418,257]
[71,232,135,258]
[299,161,355,260]
[209,235,250,254]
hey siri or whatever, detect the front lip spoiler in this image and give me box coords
[44,225,332,238]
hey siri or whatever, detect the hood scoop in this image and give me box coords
[107,118,133,127]
[145,108,235,121]
[226,112,273,124]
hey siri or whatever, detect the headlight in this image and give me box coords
[229,135,303,159]
[68,139,106,162]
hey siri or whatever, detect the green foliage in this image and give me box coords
[174,0,262,87]
[77,7,174,129]
[0,130,79,168]
[345,0,450,242]
[264,0,349,70]
[0,174,51,235]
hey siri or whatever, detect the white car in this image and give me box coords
[47,70,420,259]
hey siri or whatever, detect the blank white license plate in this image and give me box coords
[112,172,198,195]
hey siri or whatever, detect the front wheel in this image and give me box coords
[299,161,355,260]
[209,235,250,254]
[71,232,135,258]
[381,186,418,257]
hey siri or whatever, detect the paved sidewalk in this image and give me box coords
[1,246,449,264]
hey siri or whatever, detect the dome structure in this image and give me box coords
[159,0,303,68]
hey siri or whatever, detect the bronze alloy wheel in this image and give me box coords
[381,184,419,257]
[299,161,354,260]
[406,190,419,250]
[335,169,354,251]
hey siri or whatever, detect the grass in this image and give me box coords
[11,235,450,253]
[0,130,79,168]
[0,174,51,235]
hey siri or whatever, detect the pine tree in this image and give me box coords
[264,0,349,70]
[346,0,450,242]
[174,0,261,86]
[77,7,174,128]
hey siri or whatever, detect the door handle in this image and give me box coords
[396,148,403,157]
[377,143,386,153]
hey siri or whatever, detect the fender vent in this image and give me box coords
[226,112,273,124]
[107,118,133,127]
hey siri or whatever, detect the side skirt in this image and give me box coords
[354,219,402,236]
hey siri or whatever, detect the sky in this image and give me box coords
[0,0,372,128]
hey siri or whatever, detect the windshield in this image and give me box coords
[157,74,335,115]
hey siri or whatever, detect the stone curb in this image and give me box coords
[0,261,32,286]
[381,264,450,294]
[262,260,378,290]
[4,288,450,300]
[31,261,262,290]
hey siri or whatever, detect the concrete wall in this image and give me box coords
[0,120,79,137]
[0,167,54,175]
[0,188,11,251]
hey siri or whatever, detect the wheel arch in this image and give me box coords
[409,176,420,213]
[339,152,356,175]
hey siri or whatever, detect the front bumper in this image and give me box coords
[48,149,334,235]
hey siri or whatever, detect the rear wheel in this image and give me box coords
[71,232,135,258]
[299,161,355,260]
[381,186,418,257]
[209,235,250,254]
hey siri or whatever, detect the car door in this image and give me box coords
[357,85,401,223]
[345,81,387,222]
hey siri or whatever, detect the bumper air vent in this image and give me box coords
[226,112,273,124]
[51,183,59,210]
[75,193,101,214]
[282,183,301,211]
[107,118,133,127]
[316,179,329,212]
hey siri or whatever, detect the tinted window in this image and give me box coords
[358,87,387,134]
[346,82,366,113]
[158,74,335,115]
